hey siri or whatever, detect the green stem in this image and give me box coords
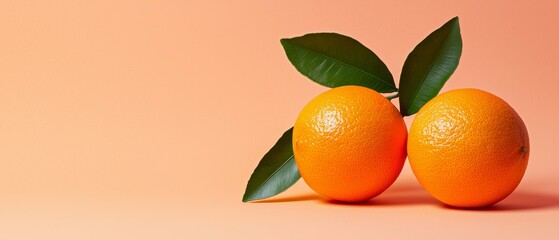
[386,93,399,101]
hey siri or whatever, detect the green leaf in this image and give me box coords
[399,17,463,116]
[281,33,397,93]
[242,128,300,202]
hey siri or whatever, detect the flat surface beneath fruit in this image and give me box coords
[1,1,558,239]
[1,167,557,239]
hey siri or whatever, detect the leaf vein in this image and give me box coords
[285,41,396,91]
[405,23,457,114]
[250,155,295,198]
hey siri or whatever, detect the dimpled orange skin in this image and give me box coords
[293,86,408,203]
[408,88,530,208]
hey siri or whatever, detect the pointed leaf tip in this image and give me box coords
[242,127,300,202]
[281,33,397,93]
[399,17,463,116]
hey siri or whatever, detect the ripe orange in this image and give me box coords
[293,86,407,202]
[408,88,529,208]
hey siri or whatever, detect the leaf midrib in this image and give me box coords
[284,40,396,91]
[247,155,295,201]
[405,25,455,114]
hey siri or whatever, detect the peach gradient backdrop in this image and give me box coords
[0,0,558,239]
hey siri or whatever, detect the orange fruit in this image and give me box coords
[408,88,529,208]
[293,85,407,202]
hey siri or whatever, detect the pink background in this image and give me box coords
[0,0,558,239]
